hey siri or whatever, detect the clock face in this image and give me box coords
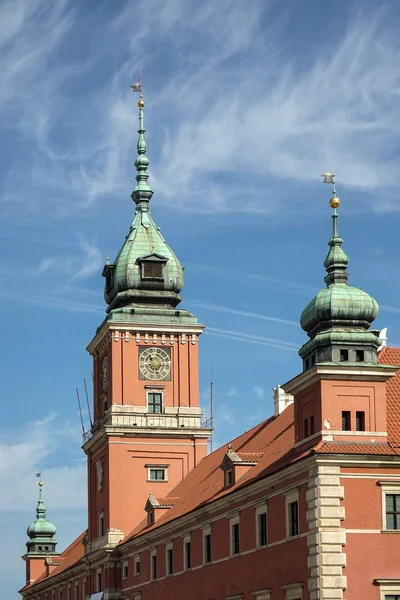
[101,356,108,391]
[139,347,171,380]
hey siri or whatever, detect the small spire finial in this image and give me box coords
[130,71,154,208]
[320,172,340,209]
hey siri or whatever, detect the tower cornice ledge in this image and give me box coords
[283,363,399,396]
[86,321,205,355]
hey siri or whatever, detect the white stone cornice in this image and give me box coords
[283,363,398,396]
[87,322,205,355]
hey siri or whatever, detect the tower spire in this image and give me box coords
[26,477,57,554]
[320,173,349,286]
[130,75,154,207]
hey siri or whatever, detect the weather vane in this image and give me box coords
[130,71,144,108]
[320,172,340,209]
[36,472,43,487]
[130,71,143,94]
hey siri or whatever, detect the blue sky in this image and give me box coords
[2,0,400,595]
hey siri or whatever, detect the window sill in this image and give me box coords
[382,529,400,533]
[146,479,168,483]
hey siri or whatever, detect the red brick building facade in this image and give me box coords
[20,99,400,600]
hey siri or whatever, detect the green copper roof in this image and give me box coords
[103,96,184,313]
[300,201,378,338]
[27,484,57,540]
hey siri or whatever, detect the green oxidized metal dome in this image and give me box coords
[26,482,57,553]
[300,195,378,336]
[298,183,381,367]
[102,94,184,313]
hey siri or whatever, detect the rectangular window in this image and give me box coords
[356,411,365,432]
[226,469,233,486]
[123,562,128,579]
[98,512,104,537]
[310,415,315,435]
[289,501,299,537]
[342,411,351,431]
[304,418,309,438]
[149,468,166,481]
[142,262,164,279]
[134,557,140,575]
[385,596,400,599]
[148,392,163,414]
[386,494,400,530]
[68,587,71,600]
[231,522,240,555]
[97,571,102,593]
[83,580,86,600]
[59,591,62,600]
[204,533,212,564]
[166,546,173,575]
[340,349,349,361]
[184,540,192,569]
[151,553,157,580]
[356,349,364,362]
[74,583,78,600]
[258,512,268,546]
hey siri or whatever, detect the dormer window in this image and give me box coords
[102,263,115,290]
[340,349,349,362]
[225,469,233,486]
[139,253,168,281]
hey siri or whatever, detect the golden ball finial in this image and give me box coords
[38,480,43,487]
[329,196,340,209]
[138,94,145,109]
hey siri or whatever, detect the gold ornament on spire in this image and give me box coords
[320,172,340,209]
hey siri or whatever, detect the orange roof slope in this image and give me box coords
[379,346,400,443]
[20,531,87,592]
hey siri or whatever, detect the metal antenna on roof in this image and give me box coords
[76,387,85,438]
[84,377,93,428]
[210,354,214,453]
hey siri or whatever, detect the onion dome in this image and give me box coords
[299,183,380,369]
[26,480,57,554]
[103,94,184,314]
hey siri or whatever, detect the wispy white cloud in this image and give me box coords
[226,387,238,398]
[0,415,86,511]
[206,326,298,351]
[33,237,103,281]
[253,386,265,399]
[192,302,298,326]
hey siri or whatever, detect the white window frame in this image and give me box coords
[380,482,400,531]
[282,582,303,600]
[183,533,192,570]
[375,579,400,600]
[122,560,128,579]
[133,594,142,600]
[225,468,233,486]
[150,549,157,580]
[134,555,140,576]
[251,591,272,600]
[255,502,268,547]
[166,542,173,576]
[202,525,212,564]
[285,488,300,539]
[146,389,164,414]
[147,464,169,482]
[229,514,241,556]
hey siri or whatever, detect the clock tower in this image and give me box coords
[83,92,212,550]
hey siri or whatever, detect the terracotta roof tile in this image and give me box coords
[379,347,400,443]
[21,531,87,591]
[155,497,180,507]
[315,442,398,455]
[236,452,264,463]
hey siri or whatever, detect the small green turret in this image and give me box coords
[299,178,380,370]
[26,480,57,554]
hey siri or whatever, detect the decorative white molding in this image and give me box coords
[144,333,149,344]
[307,465,346,600]
[170,334,174,345]
[136,333,140,343]
[161,334,166,345]
[124,332,130,343]
[251,590,271,600]
[181,333,186,344]
[282,583,304,600]
[113,331,120,342]
[96,461,103,492]
[152,334,157,344]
